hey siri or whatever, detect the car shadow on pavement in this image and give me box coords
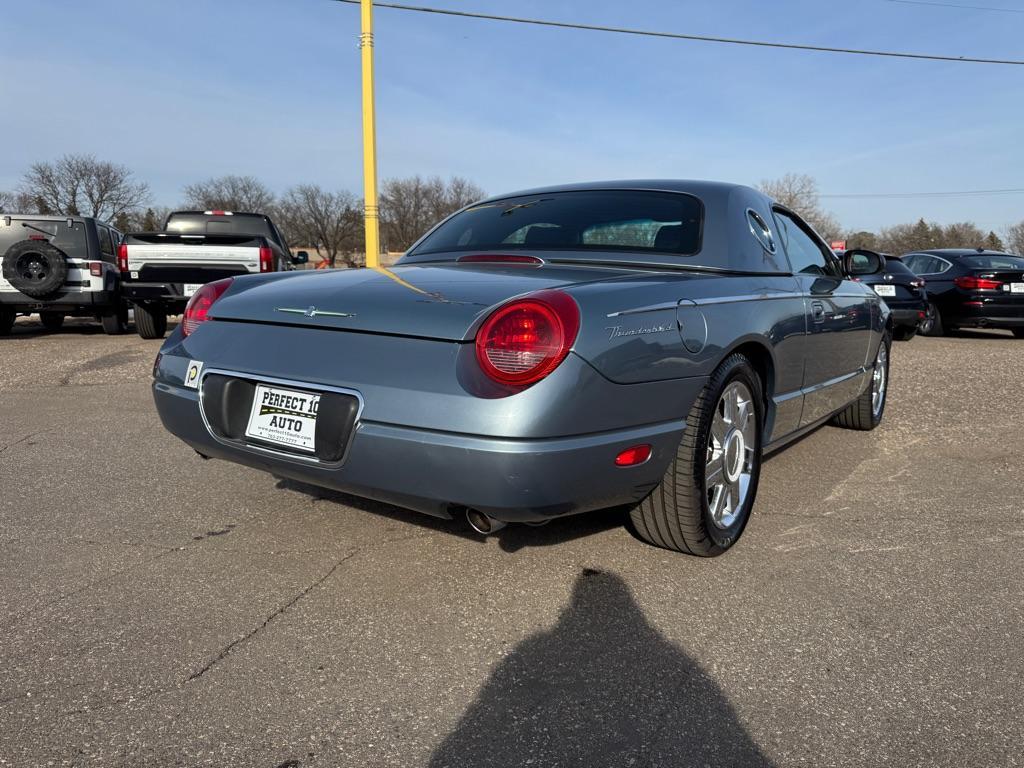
[274,478,627,553]
[428,567,774,767]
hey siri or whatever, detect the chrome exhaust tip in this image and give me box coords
[465,508,507,535]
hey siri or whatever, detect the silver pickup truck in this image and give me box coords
[119,210,307,338]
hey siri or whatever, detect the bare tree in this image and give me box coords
[0,191,14,214]
[380,175,485,252]
[277,185,363,268]
[18,154,149,222]
[1006,221,1024,255]
[757,173,842,241]
[115,205,175,233]
[182,175,275,212]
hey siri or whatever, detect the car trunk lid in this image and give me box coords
[208,260,641,341]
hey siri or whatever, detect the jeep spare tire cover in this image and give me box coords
[2,240,69,298]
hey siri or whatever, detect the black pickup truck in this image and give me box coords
[119,210,307,338]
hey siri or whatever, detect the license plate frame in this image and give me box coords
[183,283,203,297]
[1010,282,1024,294]
[873,284,897,297]
[244,383,321,453]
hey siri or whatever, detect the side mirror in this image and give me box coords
[843,248,885,277]
[291,250,309,265]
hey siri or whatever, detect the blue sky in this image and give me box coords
[1,0,1021,233]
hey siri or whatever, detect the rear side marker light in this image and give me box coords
[963,301,984,307]
[182,278,234,336]
[475,290,580,388]
[615,445,652,467]
[117,243,129,272]
[955,276,1002,290]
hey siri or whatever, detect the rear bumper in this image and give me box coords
[888,307,925,327]
[123,282,191,307]
[152,380,686,522]
[948,301,1024,328]
[0,289,116,310]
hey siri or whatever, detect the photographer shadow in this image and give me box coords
[429,568,774,767]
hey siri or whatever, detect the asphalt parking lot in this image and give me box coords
[1,316,1022,767]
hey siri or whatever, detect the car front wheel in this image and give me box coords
[630,353,763,557]
[833,332,890,431]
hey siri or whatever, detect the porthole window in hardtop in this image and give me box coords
[747,209,776,253]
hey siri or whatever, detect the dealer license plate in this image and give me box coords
[245,384,321,452]
[873,285,896,297]
[183,283,203,297]
[1010,283,1024,294]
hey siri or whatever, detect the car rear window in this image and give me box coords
[0,218,89,260]
[409,191,703,256]
[884,258,917,277]
[165,213,273,239]
[961,255,1024,270]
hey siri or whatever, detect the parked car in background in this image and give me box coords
[119,210,307,339]
[850,253,927,341]
[152,181,891,557]
[902,249,1024,337]
[0,214,128,336]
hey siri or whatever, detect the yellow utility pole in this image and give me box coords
[360,0,381,268]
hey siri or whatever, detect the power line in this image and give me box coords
[331,0,1024,65]
[822,188,1024,199]
[887,0,1024,14]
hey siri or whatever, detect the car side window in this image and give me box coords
[772,209,839,277]
[96,225,115,258]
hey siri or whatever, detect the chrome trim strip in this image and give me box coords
[801,367,867,396]
[691,292,803,306]
[606,301,680,318]
[197,368,365,469]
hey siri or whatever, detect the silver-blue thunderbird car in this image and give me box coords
[153,181,891,556]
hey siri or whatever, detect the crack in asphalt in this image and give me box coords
[183,529,436,684]
[185,549,359,682]
[0,431,44,456]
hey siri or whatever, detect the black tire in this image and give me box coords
[134,303,167,339]
[1,241,69,298]
[0,307,14,336]
[40,311,65,331]
[100,305,128,335]
[892,325,917,342]
[919,302,944,337]
[1012,328,1024,339]
[833,332,891,431]
[630,353,764,557]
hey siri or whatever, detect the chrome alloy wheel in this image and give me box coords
[705,381,756,530]
[872,341,888,419]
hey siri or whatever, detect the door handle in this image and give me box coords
[811,301,826,323]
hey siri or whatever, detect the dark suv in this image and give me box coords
[0,214,128,335]
[853,254,927,341]
[903,249,1024,337]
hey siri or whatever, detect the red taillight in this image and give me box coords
[89,262,102,277]
[954,275,1002,290]
[259,245,273,273]
[615,444,652,467]
[474,290,580,387]
[182,278,233,336]
[117,243,129,272]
